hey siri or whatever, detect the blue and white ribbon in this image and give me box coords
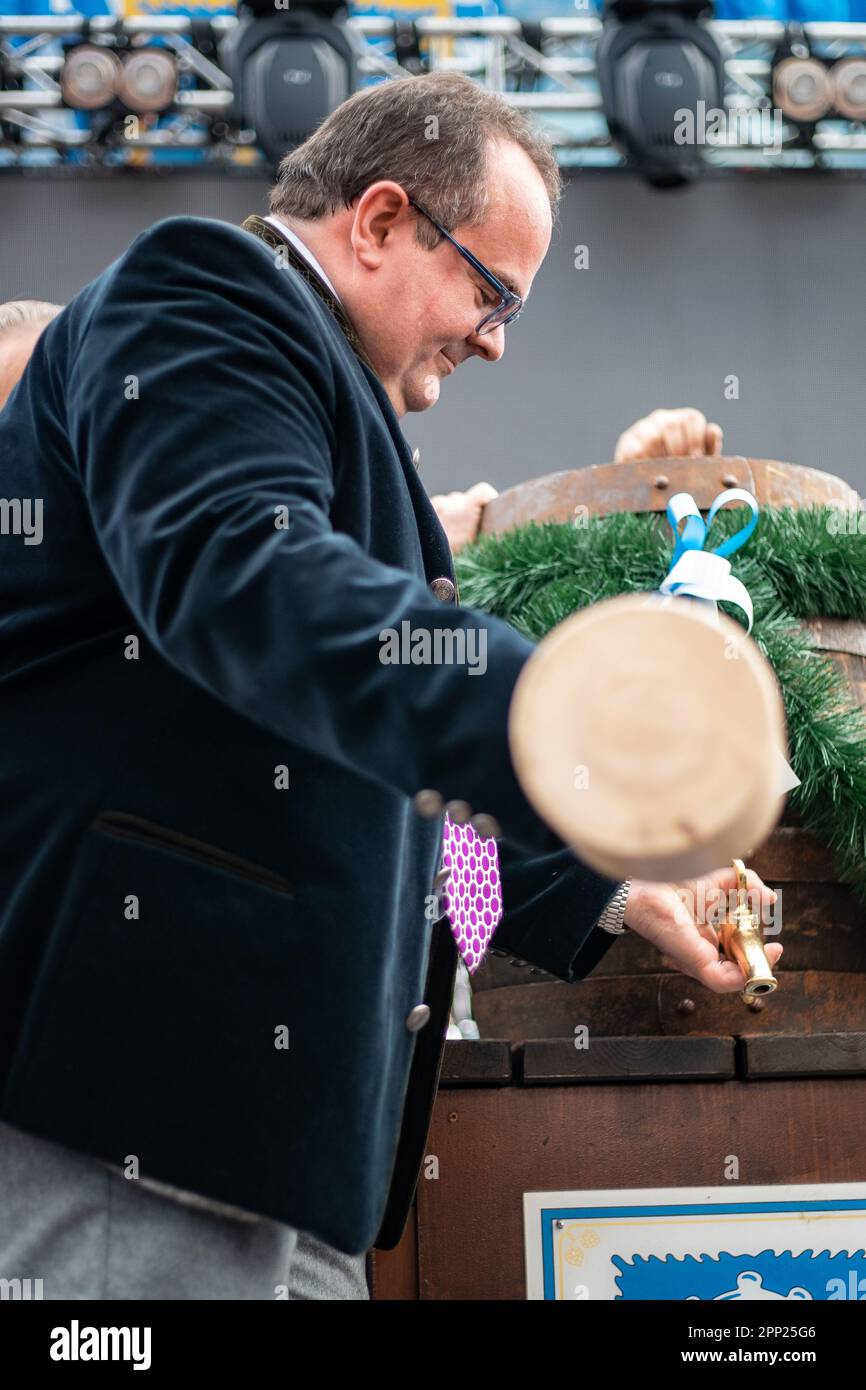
[650,487,800,797]
[658,487,759,633]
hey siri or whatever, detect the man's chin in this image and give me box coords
[385,369,442,416]
[406,371,441,413]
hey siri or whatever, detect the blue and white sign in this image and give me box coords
[523,1183,866,1301]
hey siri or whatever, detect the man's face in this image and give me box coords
[0,324,46,410]
[350,138,553,416]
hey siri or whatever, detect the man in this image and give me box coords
[0,300,737,1285]
[0,72,778,1299]
[0,300,61,409]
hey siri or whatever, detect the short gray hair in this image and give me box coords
[0,299,62,336]
[269,72,561,247]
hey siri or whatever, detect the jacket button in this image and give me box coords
[412,447,421,469]
[405,1005,431,1033]
[444,799,472,824]
[430,577,456,603]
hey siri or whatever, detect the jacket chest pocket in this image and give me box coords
[93,811,294,897]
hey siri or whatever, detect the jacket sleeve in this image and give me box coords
[66,216,563,858]
[491,842,624,982]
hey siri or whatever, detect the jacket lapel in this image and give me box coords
[241,214,377,374]
[241,213,456,589]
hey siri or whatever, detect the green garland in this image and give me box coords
[456,504,866,903]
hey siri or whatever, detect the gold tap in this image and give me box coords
[718,858,777,999]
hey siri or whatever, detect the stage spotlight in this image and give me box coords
[596,0,725,189]
[773,57,833,123]
[831,58,866,122]
[220,4,357,166]
[60,46,123,111]
[116,50,178,115]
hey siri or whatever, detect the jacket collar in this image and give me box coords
[241,214,377,374]
[241,214,455,587]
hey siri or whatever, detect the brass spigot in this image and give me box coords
[718,858,777,999]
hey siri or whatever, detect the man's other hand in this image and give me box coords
[431,481,499,554]
[614,408,723,464]
[622,865,782,994]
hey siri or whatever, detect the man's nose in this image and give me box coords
[466,322,505,363]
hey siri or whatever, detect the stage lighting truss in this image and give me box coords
[2,13,866,172]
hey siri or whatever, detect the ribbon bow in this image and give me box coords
[653,487,800,797]
[658,487,758,633]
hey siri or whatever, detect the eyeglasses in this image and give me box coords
[407,197,523,336]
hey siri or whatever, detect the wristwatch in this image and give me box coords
[596,880,631,935]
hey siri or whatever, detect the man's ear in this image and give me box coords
[350,181,412,270]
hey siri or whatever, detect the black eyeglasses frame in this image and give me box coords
[407,197,523,336]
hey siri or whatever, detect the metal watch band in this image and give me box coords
[597,880,631,934]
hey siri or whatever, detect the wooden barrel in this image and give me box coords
[472,457,866,1039]
[479,455,859,535]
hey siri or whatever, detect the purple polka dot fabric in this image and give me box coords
[440,814,502,974]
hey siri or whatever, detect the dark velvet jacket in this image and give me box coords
[0,215,620,1256]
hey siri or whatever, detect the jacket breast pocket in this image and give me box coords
[3,811,309,1222]
[90,811,295,897]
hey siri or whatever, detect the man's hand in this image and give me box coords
[614,408,723,464]
[622,865,782,994]
[431,481,498,554]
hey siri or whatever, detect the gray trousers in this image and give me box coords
[0,1121,369,1300]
